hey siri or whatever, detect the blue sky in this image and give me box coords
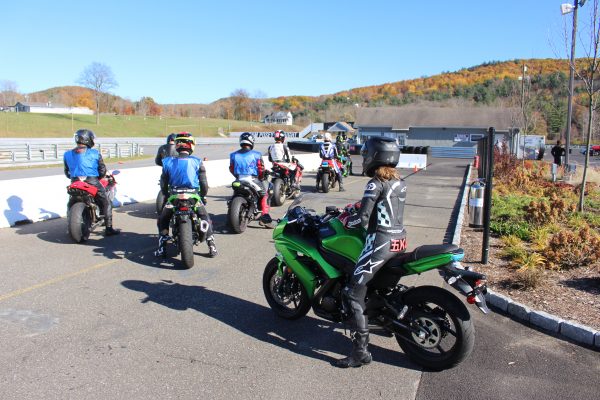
[1,0,578,104]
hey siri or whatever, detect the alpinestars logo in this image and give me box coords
[354,259,383,275]
[366,182,377,191]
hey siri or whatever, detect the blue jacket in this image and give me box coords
[63,147,105,178]
[161,154,208,196]
[229,149,264,177]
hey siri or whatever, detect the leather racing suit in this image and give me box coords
[343,177,407,354]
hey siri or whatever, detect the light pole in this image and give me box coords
[561,0,586,167]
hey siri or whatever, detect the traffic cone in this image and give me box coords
[413,164,418,173]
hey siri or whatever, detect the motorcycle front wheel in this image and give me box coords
[228,196,249,233]
[394,286,474,371]
[178,220,194,269]
[68,202,91,243]
[271,178,286,207]
[263,258,310,320]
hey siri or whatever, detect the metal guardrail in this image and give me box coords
[0,142,144,165]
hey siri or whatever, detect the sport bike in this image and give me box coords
[227,178,272,233]
[160,188,209,269]
[339,154,353,177]
[262,197,488,371]
[316,159,342,193]
[270,158,304,207]
[66,171,119,243]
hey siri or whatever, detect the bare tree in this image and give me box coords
[0,80,20,106]
[230,89,250,120]
[569,0,600,211]
[78,62,117,124]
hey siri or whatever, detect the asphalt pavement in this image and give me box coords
[0,158,598,400]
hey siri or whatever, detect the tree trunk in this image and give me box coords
[578,94,594,212]
[95,92,100,125]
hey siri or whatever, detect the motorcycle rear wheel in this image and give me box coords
[394,286,474,371]
[178,220,194,269]
[68,202,91,243]
[263,258,310,320]
[228,196,249,233]
[272,178,286,207]
[321,173,330,193]
[156,191,166,214]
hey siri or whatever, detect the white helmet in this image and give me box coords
[324,132,332,142]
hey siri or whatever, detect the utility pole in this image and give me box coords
[521,63,527,131]
[564,0,582,167]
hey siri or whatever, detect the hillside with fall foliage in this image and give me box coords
[6,58,590,140]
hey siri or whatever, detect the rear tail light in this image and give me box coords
[467,294,476,304]
[179,207,189,211]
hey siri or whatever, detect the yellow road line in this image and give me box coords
[0,246,155,303]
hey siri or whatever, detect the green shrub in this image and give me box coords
[500,235,527,260]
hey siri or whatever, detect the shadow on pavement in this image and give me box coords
[121,279,421,370]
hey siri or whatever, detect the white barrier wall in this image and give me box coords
[0,154,321,228]
[397,154,427,170]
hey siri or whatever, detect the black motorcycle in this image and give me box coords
[227,178,272,233]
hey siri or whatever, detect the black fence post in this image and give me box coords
[482,127,495,264]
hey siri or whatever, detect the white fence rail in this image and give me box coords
[0,142,144,165]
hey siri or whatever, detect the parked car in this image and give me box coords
[580,144,600,156]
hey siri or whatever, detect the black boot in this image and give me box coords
[207,237,218,258]
[335,330,372,368]
[154,234,170,257]
[105,226,120,236]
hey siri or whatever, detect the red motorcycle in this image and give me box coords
[270,158,304,206]
[66,171,119,243]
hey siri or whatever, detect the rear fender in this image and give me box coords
[402,285,471,320]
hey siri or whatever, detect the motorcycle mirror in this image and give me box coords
[325,205,338,215]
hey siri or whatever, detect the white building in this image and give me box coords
[263,111,293,126]
[14,102,94,115]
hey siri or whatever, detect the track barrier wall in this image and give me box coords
[0,153,321,228]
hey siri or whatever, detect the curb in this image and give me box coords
[453,164,600,351]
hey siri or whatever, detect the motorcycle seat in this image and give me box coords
[385,244,461,272]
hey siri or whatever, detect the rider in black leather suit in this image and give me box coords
[336,137,406,368]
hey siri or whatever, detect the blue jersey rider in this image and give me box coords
[63,129,120,236]
[154,132,218,258]
[229,132,273,226]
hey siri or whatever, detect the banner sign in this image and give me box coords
[454,133,469,142]
[230,131,300,138]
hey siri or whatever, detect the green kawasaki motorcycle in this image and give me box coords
[262,199,489,370]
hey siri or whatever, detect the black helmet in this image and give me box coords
[361,137,400,177]
[240,132,255,149]
[174,132,195,154]
[74,129,95,148]
[167,133,177,144]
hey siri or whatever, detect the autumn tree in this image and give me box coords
[77,62,118,125]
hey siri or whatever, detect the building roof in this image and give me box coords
[356,106,518,130]
[16,101,69,108]
[266,111,292,119]
[327,121,356,133]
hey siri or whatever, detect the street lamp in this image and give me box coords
[561,0,586,167]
